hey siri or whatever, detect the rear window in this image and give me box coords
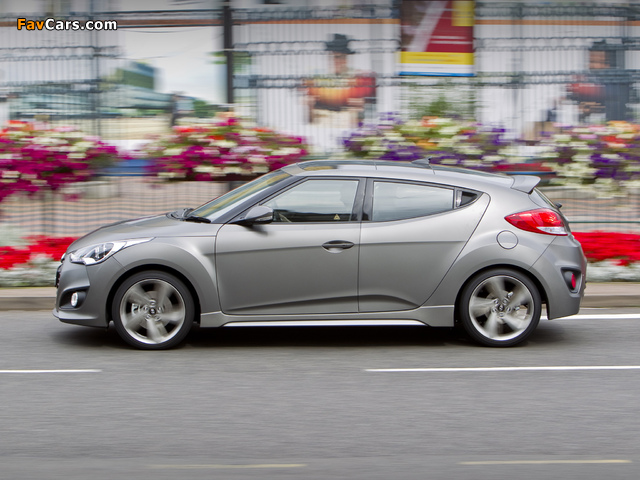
[530,188,558,210]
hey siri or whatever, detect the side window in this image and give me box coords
[372,181,454,222]
[263,179,359,223]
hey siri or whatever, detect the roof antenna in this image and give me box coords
[412,158,431,167]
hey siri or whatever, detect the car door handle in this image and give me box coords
[322,240,355,252]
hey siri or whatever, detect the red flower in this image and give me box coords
[0,236,77,270]
[573,231,640,266]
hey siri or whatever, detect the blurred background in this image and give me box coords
[3,0,639,145]
[1,0,640,281]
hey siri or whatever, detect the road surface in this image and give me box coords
[1,308,639,480]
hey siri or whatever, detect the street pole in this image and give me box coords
[223,1,234,106]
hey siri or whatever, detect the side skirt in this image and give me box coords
[199,305,455,328]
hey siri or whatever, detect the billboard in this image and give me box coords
[399,0,474,77]
[301,33,377,129]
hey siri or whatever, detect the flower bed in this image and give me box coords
[0,121,118,203]
[573,231,640,282]
[140,114,309,182]
[573,231,640,266]
[343,115,640,197]
[0,236,74,270]
[343,114,551,169]
[0,235,76,287]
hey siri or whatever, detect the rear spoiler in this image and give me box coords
[510,175,541,194]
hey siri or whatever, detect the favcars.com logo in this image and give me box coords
[17,18,117,31]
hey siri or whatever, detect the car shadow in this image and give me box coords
[51,324,131,349]
[186,325,471,349]
[53,322,568,350]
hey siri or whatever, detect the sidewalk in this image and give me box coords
[0,283,638,311]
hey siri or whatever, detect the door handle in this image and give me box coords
[322,240,354,252]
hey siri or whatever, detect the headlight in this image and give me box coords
[69,238,153,265]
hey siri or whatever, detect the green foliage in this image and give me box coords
[192,99,221,118]
[405,83,476,120]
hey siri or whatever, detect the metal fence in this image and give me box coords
[1,1,640,236]
[2,176,637,237]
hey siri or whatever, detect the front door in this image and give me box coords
[216,178,362,315]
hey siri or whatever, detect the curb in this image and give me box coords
[0,297,55,311]
[580,296,640,308]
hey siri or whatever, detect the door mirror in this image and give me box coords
[236,205,274,225]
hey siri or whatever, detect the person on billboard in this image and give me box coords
[303,33,376,127]
[566,40,631,123]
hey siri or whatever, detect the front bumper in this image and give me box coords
[53,255,124,328]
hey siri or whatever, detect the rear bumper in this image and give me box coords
[531,235,587,319]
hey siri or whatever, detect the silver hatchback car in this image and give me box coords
[54,160,586,349]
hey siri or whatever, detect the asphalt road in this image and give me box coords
[2,308,640,480]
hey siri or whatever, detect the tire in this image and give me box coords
[112,271,194,350]
[459,268,541,347]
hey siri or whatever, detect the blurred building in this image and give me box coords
[103,62,172,116]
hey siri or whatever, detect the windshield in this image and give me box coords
[190,170,292,222]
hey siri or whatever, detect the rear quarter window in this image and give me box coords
[372,181,454,222]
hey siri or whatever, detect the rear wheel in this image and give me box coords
[112,271,194,350]
[459,269,541,347]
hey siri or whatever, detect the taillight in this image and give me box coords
[505,208,568,236]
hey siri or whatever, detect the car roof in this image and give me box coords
[285,159,529,192]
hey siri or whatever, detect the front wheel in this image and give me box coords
[459,269,541,347]
[112,271,194,350]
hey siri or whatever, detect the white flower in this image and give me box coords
[439,126,461,136]
[163,148,184,156]
[553,134,572,142]
[248,155,267,164]
[571,154,591,163]
[271,147,301,156]
[431,118,454,125]
[456,145,482,155]
[194,165,216,174]
[556,162,596,178]
[213,140,237,148]
[569,142,592,151]
[462,159,482,166]
[72,141,94,151]
[437,139,455,148]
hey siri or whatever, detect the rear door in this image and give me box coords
[358,179,488,312]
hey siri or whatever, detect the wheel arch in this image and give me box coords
[453,263,548,325]
[106,264,202,325]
